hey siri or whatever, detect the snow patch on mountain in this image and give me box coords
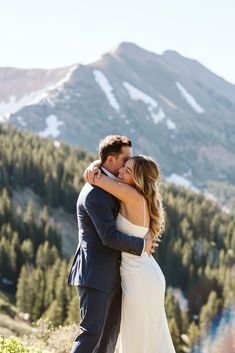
[175,81,205,113]
[55,65,78,88]
[16,116,27,127]
[123,81,158,108]
[165,173,199,191]
[39,115,64,138]
[123,82,166,124]
[93,70,120,112]
[0,91,46,119]
[0,112,10,123]
[183,169,193,178]
[149,107,166,124]
[166,118,176,130]
[28,65,78,106]
[0,65,77,121]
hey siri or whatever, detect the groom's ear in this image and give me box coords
[106,155,115,165]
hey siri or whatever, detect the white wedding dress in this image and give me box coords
[116,207,176,353]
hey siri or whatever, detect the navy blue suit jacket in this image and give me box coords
[68,181,144,293]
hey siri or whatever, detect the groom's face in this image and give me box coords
[112,146,132,176]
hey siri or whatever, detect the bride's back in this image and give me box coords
[119,195,150,229]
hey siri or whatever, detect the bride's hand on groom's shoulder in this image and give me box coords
[83,160,102,183]
[144,230,158,256]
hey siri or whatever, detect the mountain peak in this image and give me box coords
[111,42,145,55]
[118,41,142,50]
[111,42,160,61]
[163,50,182,58]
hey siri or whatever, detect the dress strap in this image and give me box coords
[143,196,146,227]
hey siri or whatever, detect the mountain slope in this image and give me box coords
[1,42,235,188]
[0,65,76,121]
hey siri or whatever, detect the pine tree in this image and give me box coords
[21,239,34,264]
[43,259,61,308]
[66,293,80,324]
[199,290,221,332]
[168,318,181,352]
[36,242,59,269]
[31,267,45,321]
[16,265,30,313]
[185,321,200,352]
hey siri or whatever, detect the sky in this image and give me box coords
[0,0,235,84]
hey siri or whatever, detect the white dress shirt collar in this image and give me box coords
[101,167,117,180]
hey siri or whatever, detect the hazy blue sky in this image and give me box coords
[1,0,235,83]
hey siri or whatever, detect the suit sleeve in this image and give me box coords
[85,197,144,256]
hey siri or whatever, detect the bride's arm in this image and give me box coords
[83,159,102,180]
[85,169,139,204]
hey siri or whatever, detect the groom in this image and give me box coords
[68,135,155,353]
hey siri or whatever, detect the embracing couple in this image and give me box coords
[68,135,176,353]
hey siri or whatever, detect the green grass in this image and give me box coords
[0,336,41,353]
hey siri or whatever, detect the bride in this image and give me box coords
[85,155,176,353]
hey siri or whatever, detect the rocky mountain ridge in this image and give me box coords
[1,42,235,189]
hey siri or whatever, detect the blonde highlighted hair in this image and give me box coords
[130,155,165,242]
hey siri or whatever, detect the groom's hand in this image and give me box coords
[144,230,158,256]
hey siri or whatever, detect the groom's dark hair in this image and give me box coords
[99,135,132,164]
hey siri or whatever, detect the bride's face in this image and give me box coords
[118,159,135,185]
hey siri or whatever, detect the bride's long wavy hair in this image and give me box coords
[130,155,165,242]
